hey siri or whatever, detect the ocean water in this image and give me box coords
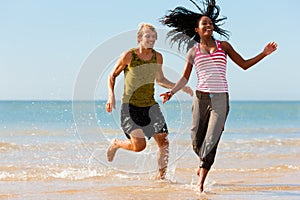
[1,100,300,199]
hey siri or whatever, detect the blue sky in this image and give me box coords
[1,0,299,101]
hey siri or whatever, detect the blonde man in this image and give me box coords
[105,23,193,179]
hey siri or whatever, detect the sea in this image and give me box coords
[1,100,300,200]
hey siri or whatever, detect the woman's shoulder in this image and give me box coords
[218,41,232,54]
[187,46,197,56]
[218,41,232,48]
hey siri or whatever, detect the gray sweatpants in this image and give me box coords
[191,91,229,170]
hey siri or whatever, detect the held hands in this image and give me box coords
[160,86,194,104]
[160,91,173,104]
[263,42,278,56]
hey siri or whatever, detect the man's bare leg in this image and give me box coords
[106,129,146,162]
[153,132,169,180]
[197,167,209,192]
[106,138,119,162]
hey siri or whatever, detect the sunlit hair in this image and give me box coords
[160,0,230,52]
[137,23,157,43]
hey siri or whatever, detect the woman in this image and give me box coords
[160,0,277,191]
[105,23,193,179]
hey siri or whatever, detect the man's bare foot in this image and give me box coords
[106,139,118,162]
[155,167,167,180]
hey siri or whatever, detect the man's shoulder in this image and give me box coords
[120,49,134,64]
[154,50,162,58]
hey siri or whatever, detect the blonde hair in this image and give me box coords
[137,23,157,43]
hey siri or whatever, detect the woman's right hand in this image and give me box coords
[160,91,173,104]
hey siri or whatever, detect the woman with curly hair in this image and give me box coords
[160,0,277,192]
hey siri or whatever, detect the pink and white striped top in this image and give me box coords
[194,40,228,93]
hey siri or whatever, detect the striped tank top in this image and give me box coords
[194,40,228,93]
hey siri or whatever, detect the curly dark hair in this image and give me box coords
[160,0,230,52]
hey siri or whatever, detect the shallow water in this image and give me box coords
[1,100,300,199]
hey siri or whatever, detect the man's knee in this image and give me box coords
[133,140,146,152]
[130,129,146,152]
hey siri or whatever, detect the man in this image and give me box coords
[105,23,193,179]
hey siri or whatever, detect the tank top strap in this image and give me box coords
[216,40,223,50]
[130,48,138,59]
[151,49,157,61]
[194,43,200,54]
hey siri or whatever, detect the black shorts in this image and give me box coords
[121,103,168,139]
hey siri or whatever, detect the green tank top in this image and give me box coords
[122,49,158,107]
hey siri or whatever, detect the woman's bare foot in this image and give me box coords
[106,138,118,162]
[197,167,208,192]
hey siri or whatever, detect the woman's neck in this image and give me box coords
[200,37,215,46]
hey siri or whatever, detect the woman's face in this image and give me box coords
[139,28,157,49]
[195,16,214,37]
